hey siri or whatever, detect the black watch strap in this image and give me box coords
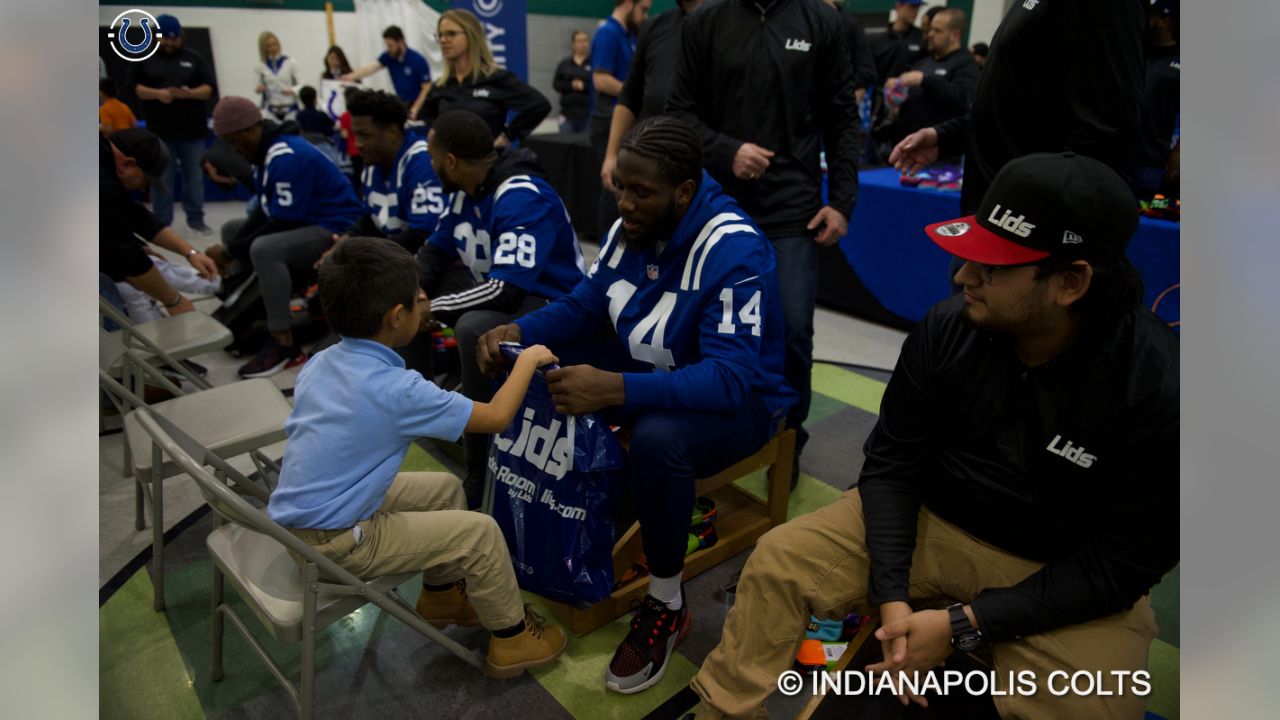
[947,603,972,634]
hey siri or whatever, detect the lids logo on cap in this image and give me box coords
[934,222,971,237]
[987,204,1036,238]
[1062,230,1084,245]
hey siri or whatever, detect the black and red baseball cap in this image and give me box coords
[925,152,1139,266]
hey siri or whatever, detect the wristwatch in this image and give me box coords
[186,248,200,257]
[947,603,984,652]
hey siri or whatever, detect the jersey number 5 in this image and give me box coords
[275,181,293,206]
[607,280,676,371]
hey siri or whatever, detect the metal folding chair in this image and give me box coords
[131,408,485,719]
[99,329,292,610]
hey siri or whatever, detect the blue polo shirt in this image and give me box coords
[378,47,433,105]
[589,16,635,119]
[268,338,473,529]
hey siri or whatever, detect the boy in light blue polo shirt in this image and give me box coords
[267,236,567,678]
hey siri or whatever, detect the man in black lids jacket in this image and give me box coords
[666,0,859,468]
[877,8,979,154]
[890,0,1145,215]
[690,153,1177,720]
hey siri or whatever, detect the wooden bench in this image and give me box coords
[544,428,796,636]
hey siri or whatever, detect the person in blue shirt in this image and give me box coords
[342,25,433,121]
[340,89,444,253]
[268,236,568,678]
[590,0,652,237]
[416,110,587,508]
[478,116,796,696]
[211,96,364,378]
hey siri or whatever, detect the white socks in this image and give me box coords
[648,572,684,610]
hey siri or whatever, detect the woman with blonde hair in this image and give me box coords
[254,31,301,120]
[421,9,550,147]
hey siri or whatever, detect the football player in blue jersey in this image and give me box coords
[340,89,445,254]
[212,95,364,378]
[478,115,796,695]
[416,110,587,507]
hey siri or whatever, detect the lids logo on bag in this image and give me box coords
[493,407,572,480]
[987,204,1036,238]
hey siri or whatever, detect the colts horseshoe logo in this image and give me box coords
[107,9,164,62]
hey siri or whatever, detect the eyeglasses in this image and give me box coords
[970,260,1041,285]
[435,30,462,41]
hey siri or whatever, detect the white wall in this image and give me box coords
[97,6,397,101]
[969,0,1013,46]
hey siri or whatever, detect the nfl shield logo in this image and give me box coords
[646,264,659,280]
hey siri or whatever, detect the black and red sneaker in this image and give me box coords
[604,592,691,694]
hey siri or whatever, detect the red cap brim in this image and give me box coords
[925,216,1051,265]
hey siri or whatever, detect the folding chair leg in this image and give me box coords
[134,479,145,531]
[299,562,319,720]
[150,466,165,611]
[211,565,225,682]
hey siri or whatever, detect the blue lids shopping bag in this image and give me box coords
[488,343,623,605]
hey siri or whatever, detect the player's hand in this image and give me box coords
[807,206,848,247]
[898,71,925,88]
[515,344,558,370]
[417,295,438,333]
[732,142,775,181]
[866,603,953,708]
[188,251,219,280]
[545,365,624,415]
[166,294,196,316]
[600,153,618,193]
[477,323,523,374]
[889,127,940,176]
[203,160,235,187]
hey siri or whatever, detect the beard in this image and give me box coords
[623,197,679,251]
[961,285,1054,334]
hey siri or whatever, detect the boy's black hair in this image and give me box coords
[383,25,405,42]
[618,115,703,191]
[298,85,318,108]
[318,237,419,338]
[343,85,362,103]
[430,110,495,161]
[345,89,408,129]
[99,78,118,98]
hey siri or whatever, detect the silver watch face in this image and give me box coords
[955,633,982,652]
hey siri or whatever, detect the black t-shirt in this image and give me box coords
[124,46,215,141]
[871,24,925,85]
[100,139,164,281]
[296,107,335,136]
[891,49,979,144]
[1139,43,1180,169]
[552,56,592,121]
[421,70,551,143]
[618,9,686,121]
[859,295,1179,643]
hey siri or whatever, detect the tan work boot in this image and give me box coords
[415,581,481,629]
[485,604,569,678]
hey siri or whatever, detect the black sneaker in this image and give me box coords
[187,221,214,235]
[604,592,691,694]
[238,337,307,378]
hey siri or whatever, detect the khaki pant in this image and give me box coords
[692,489,1157,720]
[289,472,525,631]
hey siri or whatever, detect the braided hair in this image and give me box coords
[618,115,703,191]
[345,88,408,130]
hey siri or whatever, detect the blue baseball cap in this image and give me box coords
[156,14,182,38]
[899,0,925,6]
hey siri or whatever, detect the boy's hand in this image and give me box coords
[517,344,558,370]
[477,323,523,374]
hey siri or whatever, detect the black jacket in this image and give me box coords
[552,56,592,122]
[839,11,878,90]
[885,48,980,147]
[936,0,1145,213]
[1139,43,1179,171]
[100,138,164,281]
[421,70,551,143]
[619,8,688,121]
[870,23,925,86]
[666,0,860,237]
[859,295,1179,643]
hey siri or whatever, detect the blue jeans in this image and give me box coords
[154,137,206,227]
[770,234,818,454]
[627,398,772,578]
[99,272,127,330]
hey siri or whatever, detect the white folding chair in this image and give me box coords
[131,408,485,719]
[99,329,293,610]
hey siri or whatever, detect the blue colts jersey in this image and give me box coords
[256,134,363,232]
[360,137,444,235]
[516,172,796,424]
[427,173,585,299]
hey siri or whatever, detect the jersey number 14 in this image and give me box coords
[606,280,762,371]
